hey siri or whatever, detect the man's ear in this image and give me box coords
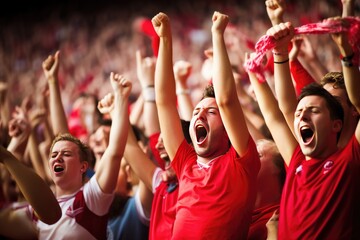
[332,119,343,134]
[81,161,89,173]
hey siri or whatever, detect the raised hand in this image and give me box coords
[174,60,192,85]
[266,22,294,53]
[265,0,286,26]
[136,50,156,88]
[110,72,132,98]
[152,12,171,38]
[42,50,60,81]
[211,11,229,35]
[98,73,132,116]
[98,93,115,115]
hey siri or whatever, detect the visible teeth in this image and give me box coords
[54,165,64,172]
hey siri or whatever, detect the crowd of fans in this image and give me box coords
[0,0,359,239]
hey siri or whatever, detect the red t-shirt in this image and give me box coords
[290,59,315,96]
[171,138,260,239]
[279,135,360,239]
[149,177,178,240]
[248,204,280,240]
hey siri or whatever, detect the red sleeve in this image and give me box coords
[290,59,315,96]
[140,19,160,57]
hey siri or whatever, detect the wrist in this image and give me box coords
[340,52,355,67]
[142,86,155,102]
[176,88,190,96]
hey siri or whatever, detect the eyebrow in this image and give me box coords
[194,106,219,111]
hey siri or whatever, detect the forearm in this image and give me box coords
[27,132,48,181]
[1,147,61,224]
[274,53,297,132]
[212,33,238,104]
[48,80,69,135]
[124,125,156,190]
[98,95,129,193]
[155,37,177,106]
[155,36,183,159]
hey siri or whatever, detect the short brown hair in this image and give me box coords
[50,133,91,164]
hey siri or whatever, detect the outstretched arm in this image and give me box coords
[174,60,194,121]
[136,50,160,137]
[124,124,156,217]
[42,50,69,135]
[96,73,131,193]
[246,53,297,166]
[269,22,298,135]
[211,11,249,156]
[0,146,61,224]
[342,0,355,17]
[330,17,360,142]
[265,0,286,26]
[152,12,184,160]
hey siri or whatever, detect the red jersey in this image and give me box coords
[279,135,360,239]
[149,178,178,240]
[248,204,279,240]
[171,138,260,239]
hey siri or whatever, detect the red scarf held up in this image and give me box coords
[244,17,360,83]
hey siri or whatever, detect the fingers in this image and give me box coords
[266,0,283,9]
[42,50,60,72]
[267,22,293,39]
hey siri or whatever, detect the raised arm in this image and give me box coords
[152,12,184,160]
[265,0,286,26]
[330,17,360,142]
[269,22,298,135]
[96,73,131,193]
[0,146,61,224]
[136,50,160,137]
[211,11,249,156]
[42,50,69,135]
[174,60,194,121]
[124,124,156,217]
[341,0,355,17]
[246,53,297,166]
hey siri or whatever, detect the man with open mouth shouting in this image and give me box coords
[152,11,260,239]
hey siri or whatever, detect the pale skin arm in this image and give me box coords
[265,0,286,26]
[96,73,131,193]
[27,108,52,182]
[99,86,155,217]
[152,12,184,160]
[211,11,249,156]
[342,0,354,17]
[42,50,69,135]
[0,146,61,224]
[124,125,156,217]
[136,50,160,137]
[129,93,144,133]
[174,60,194,121]
[330,17,360,142]
[293,36,328,81]
[246,53,297,166]
[0,207,38,239]
[269,22,298,136]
